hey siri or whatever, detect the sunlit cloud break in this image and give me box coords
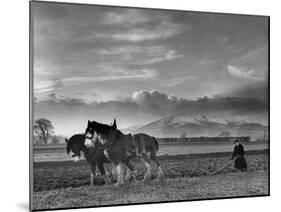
[98,45,183,65]
[163,75,198,87]
[147,50,183,64]
[95,20,187,42]
[102,10,151,26]
[34,79,63,94]
[62,68,158,83]
[227,65,266,81]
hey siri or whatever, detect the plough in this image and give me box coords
[200,160,233,175]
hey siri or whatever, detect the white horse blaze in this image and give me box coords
[85,138,92,147]
[85,131,92,138]
[72,156,80,162]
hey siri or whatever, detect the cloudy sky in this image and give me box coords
[32,2,268,136]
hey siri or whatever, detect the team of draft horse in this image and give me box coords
[65,119,164,187]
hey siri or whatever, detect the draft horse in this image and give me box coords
[85,119,164,186]
[66,133,136,186]
[66,134,112,186]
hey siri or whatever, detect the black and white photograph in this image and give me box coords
[30,1,269,211]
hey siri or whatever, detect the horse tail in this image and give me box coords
[152,137,159,151]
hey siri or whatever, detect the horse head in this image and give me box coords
[65,134,86,162]
[84,119,118,146]
[85,120,94,139]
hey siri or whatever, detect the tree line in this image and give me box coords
[33,118,65,144]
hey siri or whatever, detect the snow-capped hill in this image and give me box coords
[133,114,267,139]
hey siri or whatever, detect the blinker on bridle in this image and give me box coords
[85,127,95,139]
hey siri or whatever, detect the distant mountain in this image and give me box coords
[121,124,144,134]
[131,114,267,140]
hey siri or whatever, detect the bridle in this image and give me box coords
[85,127,110,146]
[84,127,101,148]
[85,127,94,140]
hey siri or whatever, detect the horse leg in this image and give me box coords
[156,164,164,181]
[140,154,152,182]
[90,163,97,186]
[97,162,110,184]
[114,162,124,187]
[125,168,131,182]
[123,158,136,182]
[150,150,164,181]
[103,149,116,182]
[111,164,117,180]
[103,149,124,186]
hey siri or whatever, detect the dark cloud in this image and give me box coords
[32,2,268,136]
[36,90,268,118]
[33,2,268,103]
[33,2,70,20]
[131,90,267,117]
[34,90,268,136]
[218,80,268,101]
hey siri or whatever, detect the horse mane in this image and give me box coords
[66,134,86,153]
[69,133,85,141]
[90,121,124,136]
[90,121,111,134]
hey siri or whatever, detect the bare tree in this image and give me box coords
[34,118,54,144]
